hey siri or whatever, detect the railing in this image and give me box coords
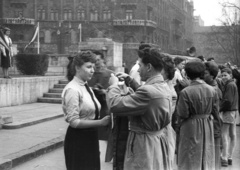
[113,19,145,26]
[1,18,35,25]
[113,19,157,28]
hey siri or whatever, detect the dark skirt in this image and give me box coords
[1,51,11,68]
[64,126,100,170]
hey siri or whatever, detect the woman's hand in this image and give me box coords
[101,115,111,126]
[109,73,119,86]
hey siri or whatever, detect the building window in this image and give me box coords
[103,10,111,21]
[68,10,72,20]
[90,10,98,21]
[42,9,46,20]
[77,9,85,20]
[37,8,46,20]
[50,9,54,20]
[126,10,133,20]
[64,9,72,20]
[50,9,59,20]
[55,10,59,20]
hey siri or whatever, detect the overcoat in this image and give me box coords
[107,75,173,170]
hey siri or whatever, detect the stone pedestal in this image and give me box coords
[78,38,124,72]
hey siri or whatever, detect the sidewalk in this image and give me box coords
[1,103,240,170]
[0,103,66,170]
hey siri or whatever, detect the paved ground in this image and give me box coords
[12,142,112,170]
[0,103,240,170]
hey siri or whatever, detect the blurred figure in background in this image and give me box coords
[204,61,222,169]
[87,50,114,162]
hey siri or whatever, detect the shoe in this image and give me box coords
[237,123,240,126]
[221,158,228,167]
[228,158,232,165]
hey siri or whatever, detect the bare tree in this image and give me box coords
[209,1,240,65]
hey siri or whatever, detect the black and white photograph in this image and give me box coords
[0,0,240,170]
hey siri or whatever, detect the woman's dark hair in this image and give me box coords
[205,61,219,79]
[173,57,185,66]
[162,54,175,80]
[185,60,206,80]
[92,50,104,59]
[138,47,164,72]
[66,51,96,81]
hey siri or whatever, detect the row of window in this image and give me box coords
[37,9,111,21]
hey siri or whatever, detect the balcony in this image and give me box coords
[113,19,157,29]
[1,18,35,25]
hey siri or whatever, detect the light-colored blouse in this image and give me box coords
[62,76,101,128]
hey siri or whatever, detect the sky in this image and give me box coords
[193,0,236,26]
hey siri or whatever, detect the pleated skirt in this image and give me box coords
[64,126,100,170]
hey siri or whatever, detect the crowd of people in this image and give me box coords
[61,43,239,170]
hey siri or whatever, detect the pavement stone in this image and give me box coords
[0,103,67,170]
[0,103,63,129]
[0,102,240,170]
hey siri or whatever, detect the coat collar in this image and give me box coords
[145,74,164,85]
[190,79,206,86]
[73,76,86,86]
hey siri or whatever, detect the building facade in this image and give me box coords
[0,0,194,65]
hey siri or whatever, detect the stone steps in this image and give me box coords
[37,80,68,104]
[38,97,62,104]
[48,88,63,93]
[54,84,66,88]
[43,93,62,98]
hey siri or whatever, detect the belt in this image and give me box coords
[130,125,167,136]
[190,114,210,119]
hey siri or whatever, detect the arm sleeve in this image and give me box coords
[220,83,235,112]
[211,90,221,121]
[107,85,150,116]
[62,88,82,128]
[176,91,190,119]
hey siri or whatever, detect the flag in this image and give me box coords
[24,22,39,50]
[0,28,9,51]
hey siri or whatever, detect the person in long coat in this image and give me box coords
[176,60,217,170]
[107,48,173,170]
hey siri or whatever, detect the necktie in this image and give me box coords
[85,83,99,120]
